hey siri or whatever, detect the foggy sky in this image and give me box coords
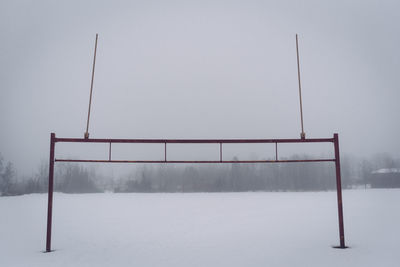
[1,0,399,176]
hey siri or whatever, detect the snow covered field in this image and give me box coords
[1,189,399,267]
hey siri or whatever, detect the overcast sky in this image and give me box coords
[0,0,399,176]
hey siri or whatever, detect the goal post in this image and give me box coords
[45,133,346,252]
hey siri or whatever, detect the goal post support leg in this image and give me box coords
[334,133,346,248]
[46,133,56,252]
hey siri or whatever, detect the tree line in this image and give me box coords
[0,153,399,196]
[0,157,100,196]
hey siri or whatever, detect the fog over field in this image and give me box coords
[1,1,400,266]
[0,0,399,177]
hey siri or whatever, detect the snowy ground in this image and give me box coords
[1,189,399,267]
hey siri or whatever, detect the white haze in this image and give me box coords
[0,0,399,176]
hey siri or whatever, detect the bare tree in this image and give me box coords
[0,155,15,196]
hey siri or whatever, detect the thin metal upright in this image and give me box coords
[45,133,55,252]
[333,133,346,248]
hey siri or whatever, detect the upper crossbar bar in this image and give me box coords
[55,137,334,144]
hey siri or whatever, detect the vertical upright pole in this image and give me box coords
[220,143,222,162]
[109,142,112,161]
[296,34,305,139]
[85,33,99,139]
[164,142,167,162]
[334,133,346,248]
[46,133,56,252]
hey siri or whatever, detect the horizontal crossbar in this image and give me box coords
[55,137,334,144]
[55,159,336,164]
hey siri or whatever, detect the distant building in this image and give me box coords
[370,168,400,188]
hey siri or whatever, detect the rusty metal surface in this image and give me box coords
[334,133,346,248]
[55,159,336,164]
[54,137,334,144]
[45,132,346,251]
[46,133,55,252]
[220,143,223,162]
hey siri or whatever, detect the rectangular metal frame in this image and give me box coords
[45,133,346,251]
